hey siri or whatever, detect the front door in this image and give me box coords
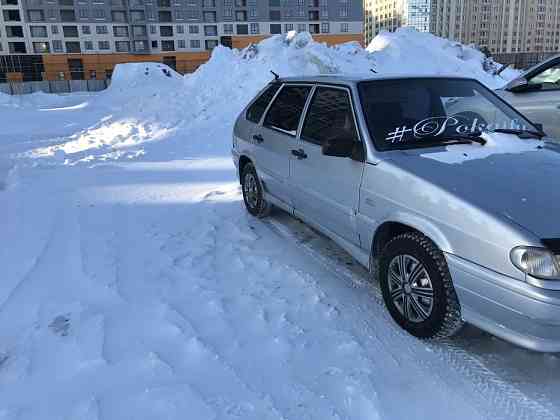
[254,84,312,207]
[290,86,364,245]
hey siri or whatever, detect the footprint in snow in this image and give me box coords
[203,190,226,200]
[49,314,71,337]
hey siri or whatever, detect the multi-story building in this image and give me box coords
[430,0,560,56]
[364,0,431,44]
[0,0,363,83]
[365,0,560,66]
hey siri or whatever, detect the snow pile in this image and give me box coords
[19,29,518,163]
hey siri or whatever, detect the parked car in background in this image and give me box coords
[496,54,560,138]
[232,75,560,352]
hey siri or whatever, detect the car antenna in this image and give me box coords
[370,68,378,74]
[270,70,280,80]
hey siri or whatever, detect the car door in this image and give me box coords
[290,85,365,246]
[253,84,312,207]
[503,59,560,138]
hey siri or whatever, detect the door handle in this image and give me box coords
[252,134,264,144]
[291,149,307,159]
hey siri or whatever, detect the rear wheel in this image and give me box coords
[379,232,464,339]
[241,162,270,218]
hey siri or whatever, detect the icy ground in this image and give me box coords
[1,30,559,420]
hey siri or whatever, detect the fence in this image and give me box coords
[492,52,559,70]
[0,79,110,95]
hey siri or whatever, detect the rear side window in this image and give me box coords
[301,87,359,145]
[246,83,280,123]
[263,85,311,135]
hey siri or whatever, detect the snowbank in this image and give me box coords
[17,29,518,163]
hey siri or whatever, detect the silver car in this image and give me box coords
[497,54,560,138]
[232,75,560,352]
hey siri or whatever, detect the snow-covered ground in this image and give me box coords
[1,30,559,420]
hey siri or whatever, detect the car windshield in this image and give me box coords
[358,78,538,150]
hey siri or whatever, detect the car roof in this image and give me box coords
[276,74,478,86]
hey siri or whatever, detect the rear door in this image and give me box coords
[254,84,312,207]
[290,85,365,245]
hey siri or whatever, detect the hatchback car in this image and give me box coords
[496,54,560,138]
[232,75,560,352]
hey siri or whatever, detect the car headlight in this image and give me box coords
[510,246,560,279]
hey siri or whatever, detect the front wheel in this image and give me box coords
[241,162,270,218]
[379,232,464,339]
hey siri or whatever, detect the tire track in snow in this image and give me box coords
[264,216,559,420]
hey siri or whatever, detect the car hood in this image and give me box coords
[388,141,560,239]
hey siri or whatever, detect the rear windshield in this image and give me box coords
[358,78,537,150]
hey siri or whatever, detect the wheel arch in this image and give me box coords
[371,215,453,261]
[238,155,252,183]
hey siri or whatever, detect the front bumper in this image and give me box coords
[447,253,560,352]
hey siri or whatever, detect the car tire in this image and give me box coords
[241,162,270,218]
[379,232,464,339]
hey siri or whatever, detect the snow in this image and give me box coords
[1,30,558,420]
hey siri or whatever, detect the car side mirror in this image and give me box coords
[533,122,544,132]
[507,77,541,93]
[322,137,354,158]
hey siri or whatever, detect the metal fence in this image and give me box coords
[0,79,110,95]
[492,52,559,70]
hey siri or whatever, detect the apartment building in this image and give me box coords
[0,0,363,82]
[364,0,431,43]
[365,0,560,60]
[431,0,560,55]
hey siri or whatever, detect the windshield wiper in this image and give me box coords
[489,128,545,139]
[418,133,487,146]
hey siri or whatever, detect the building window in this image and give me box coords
[27,9,44,22]
[158,10,172,22]
[111,11,127,22]
[177,24,184,33]
[190,39,200,48]
[52,39,63,51]
[96,25,107,34]
[65,41,81,53]
[115,41,129,52]
[30,26,48,37]
[297,23,306,32]
[321,22,329,33]
[151,40,158,48]
[132,25,146,36]
[235,10,247,21]
[98,40,110,49]
[237,24,248,35]
[203,11,216,22]
[130,10,145,21]
[224,23,233,34]
[93,9,105,19]
[33,41,50,53]
[285,23,293,32]
[150,25,156,34]
[189,25,199,34]
[250,22,259,34]
[178,39,186,48]
[204,25,217,36]
[63,25,79,37]
[51,25,59,34]
[79,8,88,18]
[113,25,129,36]
[161,40,174,51]
[160,25,173,36]
[133,40,148,51]
[84,40,93,50]
[340,23,349,33]
[60,9,76,22]
[270,23,281,34]
[205,39,218,50]
[82,25,91,34]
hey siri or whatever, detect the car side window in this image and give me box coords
[246,83,281,123]
[263,85,311,136]
[301,87,359,146]
[528,62,560,91]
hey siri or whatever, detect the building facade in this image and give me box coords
[364,0,431,44]
[430,0,560,56]
[0,0,363,82]
[365,0,560,63]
